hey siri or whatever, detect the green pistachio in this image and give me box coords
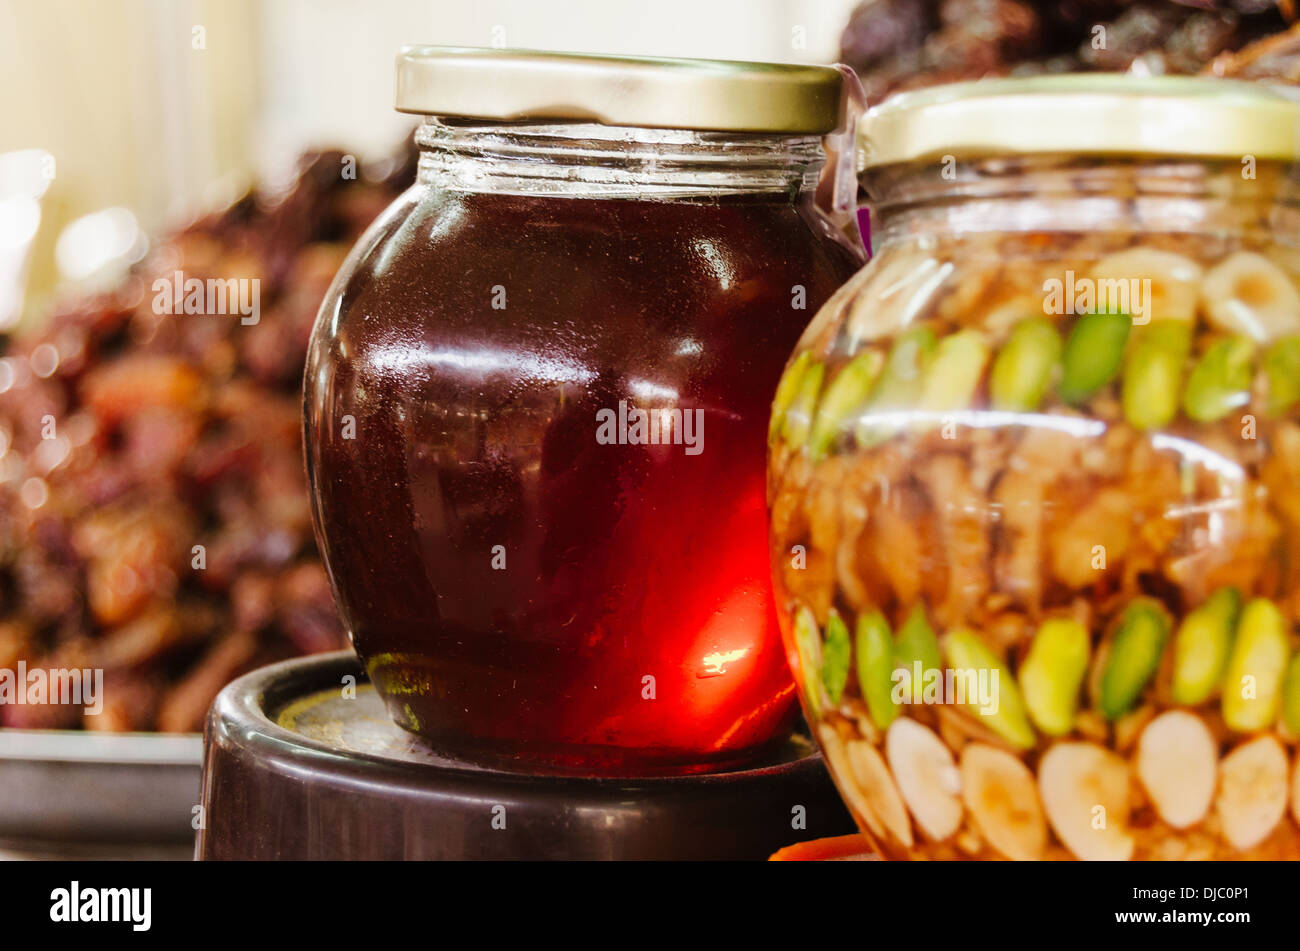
[1060,311,1131,405]
[990,318,1062,412]
[1098,598,1170,720]
[855,608,898,729]
[1019,618,1091,737]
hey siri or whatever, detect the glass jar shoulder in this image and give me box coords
[312,186,857,378]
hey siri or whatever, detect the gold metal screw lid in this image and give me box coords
[858,74,1300,170]
[396,46,844,134]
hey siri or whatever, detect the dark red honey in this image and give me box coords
[304,186,858,775]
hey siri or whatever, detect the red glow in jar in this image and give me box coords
[304,48,862,774]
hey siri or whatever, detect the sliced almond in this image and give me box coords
[846,737,915,850]
[1216,734,1289,852]
[1092,247,1202,324]
[1135,710,1218,829]
[817,723,883,841]
[960,742,1047,860]
[817,724,913,850]
[1291,752,1300,828]
[845,733,914,849]
[1038,742,1135,861]
[1201,250,1300,343]
[885,718,963,842]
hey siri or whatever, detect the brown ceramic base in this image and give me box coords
[196,651,855,860]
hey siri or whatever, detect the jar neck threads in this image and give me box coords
[415,119,825,199]
[863,156,1300,252]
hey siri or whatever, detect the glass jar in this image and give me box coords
[304,48,862,775]
[768,76,1300,859]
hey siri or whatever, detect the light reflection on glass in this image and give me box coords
[852,408,1107,438]
[628,378,679,403]
[692,238,734,291]
[1151,432,1245,481]
[368,343,596,386]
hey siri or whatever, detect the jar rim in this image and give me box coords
[395,45,844,134]
[857,74,1300,172]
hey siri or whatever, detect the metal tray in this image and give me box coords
[0,729,201,848]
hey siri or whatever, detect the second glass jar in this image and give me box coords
[770,76,1300,859]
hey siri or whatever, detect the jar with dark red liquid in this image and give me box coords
[304,48,861,775]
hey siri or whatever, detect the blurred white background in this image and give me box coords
[0,0,859,325]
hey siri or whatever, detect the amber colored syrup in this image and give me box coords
[305,187,858,775]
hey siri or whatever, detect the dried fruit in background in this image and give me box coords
[840,0,1297,105]
[0,145,417,732]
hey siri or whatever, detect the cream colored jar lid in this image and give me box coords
[395,46,844,134]
[858,74,1300,169]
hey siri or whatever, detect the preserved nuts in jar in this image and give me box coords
[769,76,1300,859]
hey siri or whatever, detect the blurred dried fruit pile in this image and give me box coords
[841,0,1300,103]
[0,148,414,732]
